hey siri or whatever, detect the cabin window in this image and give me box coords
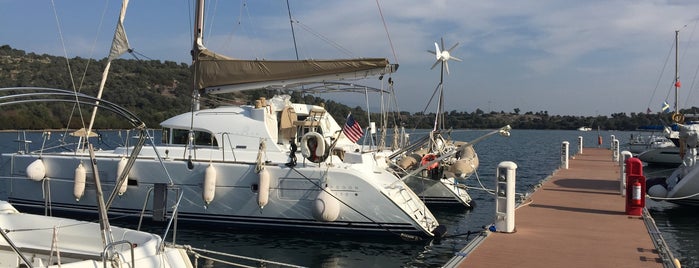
[170,128,218,146]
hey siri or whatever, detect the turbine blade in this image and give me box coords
[445,61,450,74]
[434,42,441,59]
[451,56,463,62]
[427,50,436,55]
[430,60,440,70]
[441,37,445,51]
[447,42,460,52]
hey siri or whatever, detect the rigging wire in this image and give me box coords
[50,0,114,144]
[683,21,699,108]
[294,21,355,58]
[205,0,219,47]
[375,0,398,64]
[286,0,300,60]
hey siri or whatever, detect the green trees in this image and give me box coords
[0,45,688,131]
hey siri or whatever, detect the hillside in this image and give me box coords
[0,45,687,131]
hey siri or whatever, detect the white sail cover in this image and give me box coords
[107,0,130,61]
[195,49,396,94]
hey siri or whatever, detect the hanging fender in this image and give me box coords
[448,146,479,178]
[73,163,86,201]
[116,157,129,195]
[26,159,46,181]
[313,186,341,222]
[203,164,217,205]
[300,132,328,163]
[258,168,270,209]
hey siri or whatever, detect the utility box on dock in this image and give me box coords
[625,157,645,216]
[495,161,517,233]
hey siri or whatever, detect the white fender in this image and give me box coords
[258,168,270,209]
[448,146,480,178]
[26,159,46,181]
[300,132,326,162]
[398,154,422,170]
[313,187,341,222]
[648,184,668,198]
[73,163,86,201]
[116,157,129,195]
[203,164,217,204]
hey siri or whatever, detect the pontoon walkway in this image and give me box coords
[444,148,675,268]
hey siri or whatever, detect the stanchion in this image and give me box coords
[619,151,632,196]
[577,136,583,155]
[561,141,569,169]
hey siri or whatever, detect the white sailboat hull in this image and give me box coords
[0,148,438,237]
[0,201,192,268]
[637,147,681,166]
[403,175,473,207]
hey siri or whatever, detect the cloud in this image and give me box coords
[6,0,699,116]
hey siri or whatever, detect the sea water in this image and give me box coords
[0,129,695,267]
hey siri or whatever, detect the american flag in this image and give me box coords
[343,114,364,143]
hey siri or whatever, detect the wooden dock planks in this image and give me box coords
[449,148,663,268]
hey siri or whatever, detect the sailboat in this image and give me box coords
[388,38,510,208]
[0,0,443,239]
[646,123,699,205]
[0,200,194,267]
[638,30,685,166]
[644,30,699,205]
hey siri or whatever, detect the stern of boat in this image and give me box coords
[382,181,442,237]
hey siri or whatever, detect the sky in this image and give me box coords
[2,0,699,117]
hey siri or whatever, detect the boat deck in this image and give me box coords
[445,148,668,268]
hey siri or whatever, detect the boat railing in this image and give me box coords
[102,240,135,268]
[219,132,238,162]
[159,188,183,251]
[136,185,184,247]
[0,227,33,267]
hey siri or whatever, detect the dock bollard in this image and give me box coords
[577,136,583,155]
[619,151,632,197]
[561,141,569,169]
[495,161,517,233]
[610,134,616,149]
[612,139,619,163]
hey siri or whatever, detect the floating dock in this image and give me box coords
[444,147,676,268]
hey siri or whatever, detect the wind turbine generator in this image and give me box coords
[428,37,463,75]
[426,37,461,131]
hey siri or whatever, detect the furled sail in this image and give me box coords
[107,1,131,61]
[194,49,397,94]
[85,0,131,141]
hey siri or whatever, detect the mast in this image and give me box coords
[83,0,131,149]
[192,0,205,111]
[671,29,684,124]
[675,30,679,115]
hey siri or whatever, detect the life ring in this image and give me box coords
[672,112,685,123]
[301,132,327,163]
[420,154,439,170]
